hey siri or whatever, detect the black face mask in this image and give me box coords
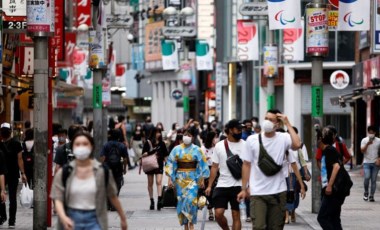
[232,133,242,141]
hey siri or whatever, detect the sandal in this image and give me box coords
[208,215,214,221]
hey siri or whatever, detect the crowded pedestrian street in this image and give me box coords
[6,163,380,230]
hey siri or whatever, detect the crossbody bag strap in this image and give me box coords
[224,139,233,158]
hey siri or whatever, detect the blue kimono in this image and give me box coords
[165,143,210,226]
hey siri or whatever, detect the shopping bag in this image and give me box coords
[19,183,33,208]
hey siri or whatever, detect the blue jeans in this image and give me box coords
[285,173,300,212]
[67,209,101,230]
[363,163,380,196]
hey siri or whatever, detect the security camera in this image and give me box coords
[127,34,134,41]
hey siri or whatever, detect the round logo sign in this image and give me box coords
[330,70,350,90]
[171,89,183,100]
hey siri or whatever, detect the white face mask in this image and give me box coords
[252,122,257,128]
[183,136,192,145]
[203,125,208,130]
[73,146,92,160]
[368,134,375,139]
[262,120,275,133]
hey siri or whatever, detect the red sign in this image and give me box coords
[18,46,34,77]
[58,32,77,68]
[76,0,92,27]
[329,0,339,8]
[54,0,65,60]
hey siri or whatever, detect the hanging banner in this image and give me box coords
[26,0,55,33]
[196,39,213,71]
[237,20,259,61]
[267,0,301,30]
[161,40,179,70]
[88,29,105,69]
[338,0,370,31]
[283,19,304,61]
[76,0,91,27]
[263,45,278,78]
[306,5,329,57]
[312,86,323,117]
[2,34,18,73]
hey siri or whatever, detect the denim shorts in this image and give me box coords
[67,208,101,230]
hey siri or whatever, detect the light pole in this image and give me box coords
[162,6,196,126]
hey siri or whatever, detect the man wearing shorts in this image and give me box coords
[205,119,246,230]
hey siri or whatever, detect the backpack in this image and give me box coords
[104,143,124,178]
[61,164,109,188]
[63,143,75,163]
[22,142,34,166]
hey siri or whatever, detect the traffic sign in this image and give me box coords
[239,2,268,16]
[171,89,183,100]
[162,26,197,37]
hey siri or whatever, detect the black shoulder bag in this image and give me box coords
[258,134,283,176]
[224,140,242,180]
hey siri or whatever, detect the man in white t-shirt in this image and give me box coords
[205,119,245,230]
[360,125,380,202]
[237,109,306,230]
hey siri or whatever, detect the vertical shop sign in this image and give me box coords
[76,0,91,27]
[2,34,18,72]
[196,39,213,70]
[312,86,323,117]
[283,19,304,61]
[371,0,380,54]
[263,45,278,78]
[161,39,179,70]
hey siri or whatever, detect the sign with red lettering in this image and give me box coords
[306,7,329,56]
[76,0,91,27]
[54,0,65,60]
[2,0,27,30]
[58,32,76,68]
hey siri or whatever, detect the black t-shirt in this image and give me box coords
[132,132,143,141]
[322,145,340,181]
[0,138,23,178]
[0,150,6,175]
[54,142,72,166]
[142,140,169,164]
[143,123,154,137]
[100,141,129,159]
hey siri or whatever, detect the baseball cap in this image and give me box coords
[225,119,244,130]
[1,122,11,129]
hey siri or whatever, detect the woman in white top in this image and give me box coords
[200,131,218,221]
[167,123,180,144]
[51,132,127,230]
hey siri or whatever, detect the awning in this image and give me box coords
[331,87,380,107]
[54,81,84,96]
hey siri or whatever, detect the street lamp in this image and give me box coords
[162,6,196,125]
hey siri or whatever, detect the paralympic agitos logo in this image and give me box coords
[340,0,364,27]
[269,0,296,26]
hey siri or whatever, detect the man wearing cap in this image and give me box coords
[0,122,27,228]
[238,109,306,229]
[205,119,246,230]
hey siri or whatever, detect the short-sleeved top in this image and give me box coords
[212,139,245,187]
[142,140,168,164]
[316,141,350,162]
[100,141,129,159]
[321,146,340,189]
[241,132,295,195]
[0,138,23,179]
[132,132,143,141]
[360,137,380,163]
[54,142,72,166]
[201,146,214,166]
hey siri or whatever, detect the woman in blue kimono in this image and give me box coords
[165,128,210,230]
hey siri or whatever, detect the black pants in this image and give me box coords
[317,194,345,230]
[0,176,19,224]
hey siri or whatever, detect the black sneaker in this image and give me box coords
[363,193,369,201]
[8,222,15,229]
[0,217,6,225]
[369,196,375,202]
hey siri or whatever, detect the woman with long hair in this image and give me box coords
[142,127,168,210]
[165,128,210,230]
[51,132,127,230]
[130,124,144,166]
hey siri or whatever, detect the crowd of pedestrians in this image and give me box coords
[0,109,379,229]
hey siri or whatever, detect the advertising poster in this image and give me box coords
[196,39,213,70]
[306,7,329,56]
[371,0,380,54]
[283,19,304,61]
[161,40,179,70]
[145,21,164,62]
[338,0,370,31]
[237,20,259,61]
[88,29,105,69]
[26,0,55,33]
[267,0,301,30]
[263,45,278,78]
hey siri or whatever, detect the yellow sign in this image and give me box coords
[328,10,338,30]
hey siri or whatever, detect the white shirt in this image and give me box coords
[212,139,245,187]
[241,132,296,195]
[361,137,380,163]
[167,130,177,142]
[201,146,214,166]
[68,175,97,210]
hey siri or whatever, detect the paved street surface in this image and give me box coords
[1,164,379,229]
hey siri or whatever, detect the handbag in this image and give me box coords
[258,134,282,176]
[140,141,159,173]
[333,163,353,197]
[224,140,243,180]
